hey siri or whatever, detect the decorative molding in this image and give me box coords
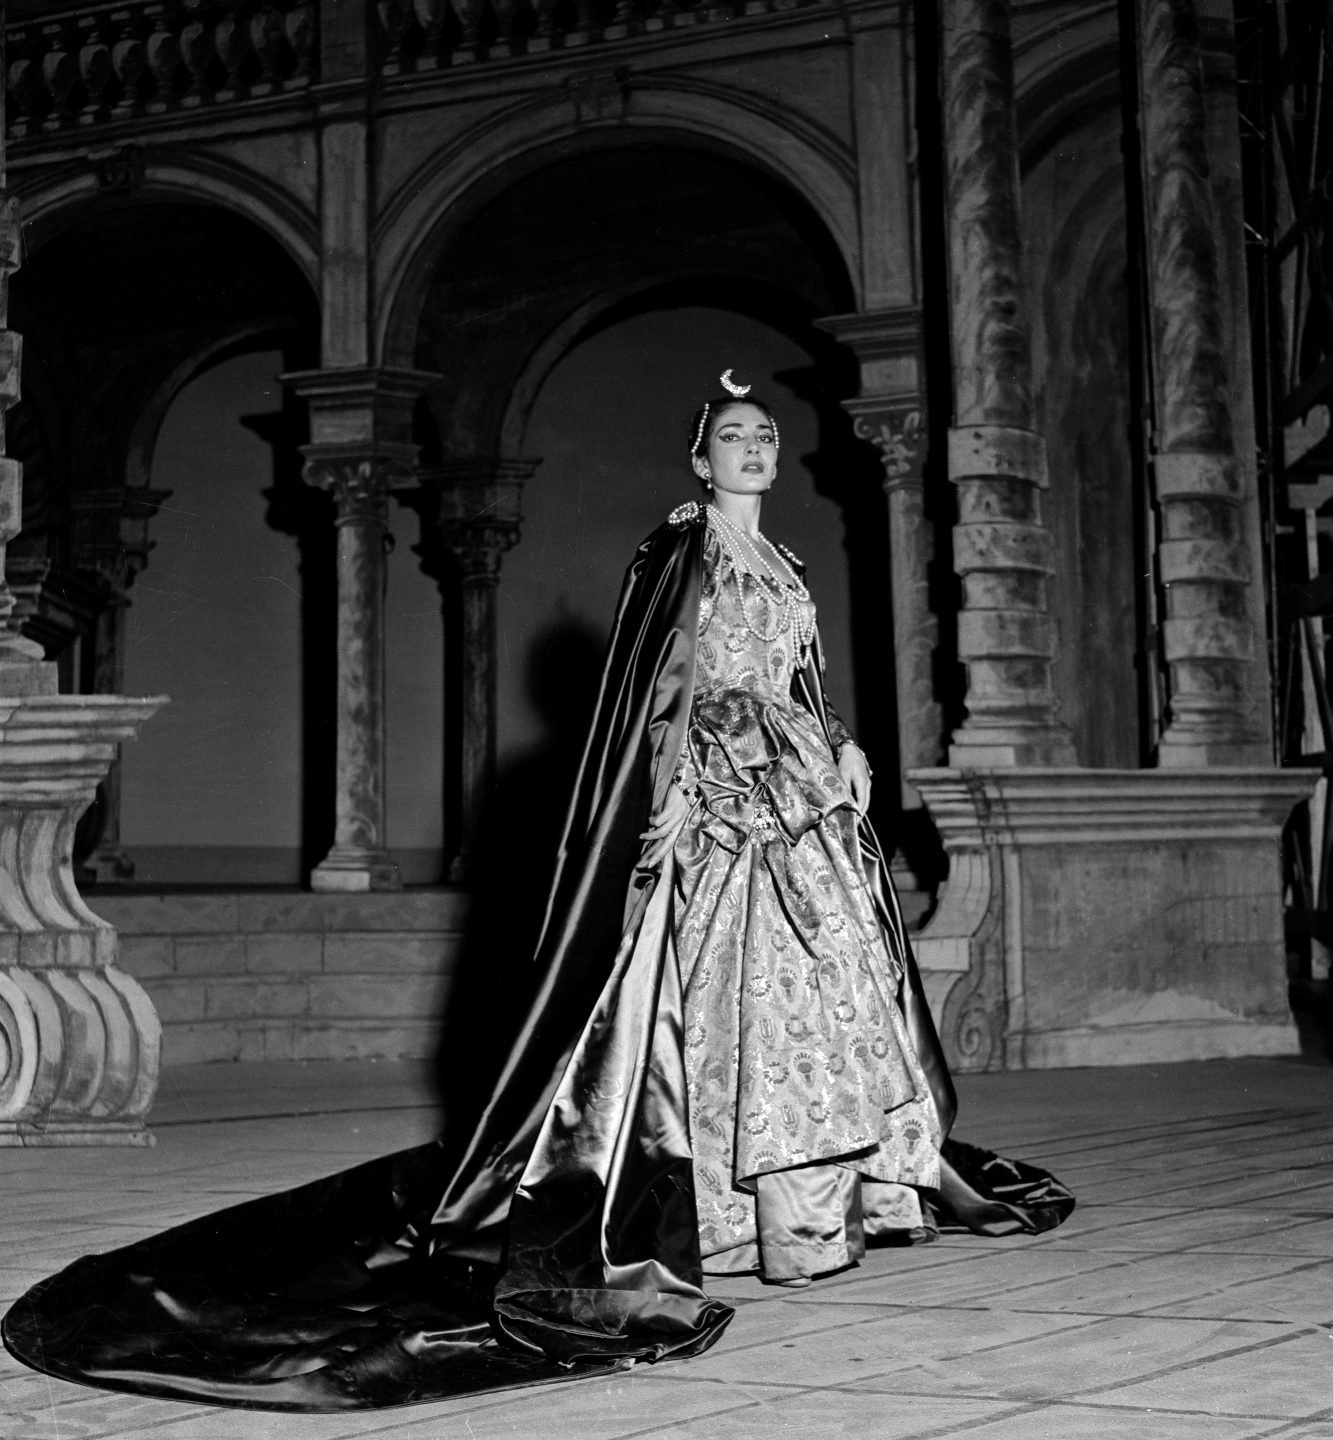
[89,144,145,193]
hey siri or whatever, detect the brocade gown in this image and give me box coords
[676,526,941,1280]
[1,505,1074,1413]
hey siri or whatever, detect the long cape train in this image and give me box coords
[2,512,1072,1411]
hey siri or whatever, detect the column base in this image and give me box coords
[907,766,1313,1071]
[311,846,402,893]
[948,726,1077,767]
[1157,735,1271,767]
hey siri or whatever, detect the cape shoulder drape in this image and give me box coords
[2,509,1062,1414]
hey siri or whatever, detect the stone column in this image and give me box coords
[941,0,1075,766]
[416,459,531,882]
[285,367,437,893]
[1135,0,1267,764]
[69,486,170,881]
[0,95,166,1145]
[818,309,943,806]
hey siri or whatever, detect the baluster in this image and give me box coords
[214,0,251,96]
[528,0,558,50]
[40,24,78,130]
[566,0,597,45]
[249,4,286,91]
[285,3,315,82]
[110,12,148,118]
[77,19,114,124]
[179,0,215,103]
[447,0,483,63]
[605,0,640,37]
[490,0,520,56]
[412,0,448,69]
[377,0,412,73]
[143,5,183,109]
[6,35,44,139]
[643,0,675,32]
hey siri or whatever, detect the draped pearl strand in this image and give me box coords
[706,504,816,653]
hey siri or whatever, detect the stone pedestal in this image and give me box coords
[0,693,167,1145]
[909,766,1312,1070]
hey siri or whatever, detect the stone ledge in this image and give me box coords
[909,766,1315,843]
[95,888,470,935]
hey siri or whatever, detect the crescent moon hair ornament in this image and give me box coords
[719,369,751,397]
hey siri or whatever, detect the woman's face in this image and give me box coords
[694,402,778,495]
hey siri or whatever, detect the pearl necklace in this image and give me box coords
[706,504,816,652]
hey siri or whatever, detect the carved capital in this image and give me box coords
[69,486,171,595]
[415,457,536,585]
[301,447,415,526]
[851,406,925,489]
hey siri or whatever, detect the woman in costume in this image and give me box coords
[3,373,1072,1412]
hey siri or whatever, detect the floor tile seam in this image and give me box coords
[1048,1148,1333,1182]
[314,1378,597,1439]
[1055,1320,1329,1403]
[611,1384,833,1439]
[1254,1401,1333,1438]
[988,1248,1333,1306]
[692,1304,946,1357]
[149,1102,440,1129]
[1003,1303,1304,1327]
[837,1375,1312,1426]
[1162,1171,1333,1204]
[1007,1110,1321,1155]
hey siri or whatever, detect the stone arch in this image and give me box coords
[15,153,318,285]
[496,273,852,461]
[376,92,860,369]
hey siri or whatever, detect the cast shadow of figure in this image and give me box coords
[431,615,606,1136]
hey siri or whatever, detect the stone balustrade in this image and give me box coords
[4,0,316,138]
[375,0,830,72]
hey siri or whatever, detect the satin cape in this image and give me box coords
[3,514,1072,1412]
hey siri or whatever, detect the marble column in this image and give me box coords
[286,367,436,893]
[1,107,166,1144]
[818,309,943,810]
[1135,0,1267,764]
[940,0,1075,766]
[69,486,170,882]
[417,459,531,882]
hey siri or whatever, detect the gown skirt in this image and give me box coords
[1,515,1074,1411]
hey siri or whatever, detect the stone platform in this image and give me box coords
[95,890,468,1065]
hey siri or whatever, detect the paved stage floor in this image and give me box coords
[3,1055,1331,1439]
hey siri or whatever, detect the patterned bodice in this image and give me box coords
[695,527,815,704]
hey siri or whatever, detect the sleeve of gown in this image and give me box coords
[825,700,857,757]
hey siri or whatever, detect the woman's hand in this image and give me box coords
[837,743,872,814]
[640,782,693,869]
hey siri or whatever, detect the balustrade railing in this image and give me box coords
[375,0,826,72]
[5,0,317,138]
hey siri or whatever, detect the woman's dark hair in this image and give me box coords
[688,395,779,459]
